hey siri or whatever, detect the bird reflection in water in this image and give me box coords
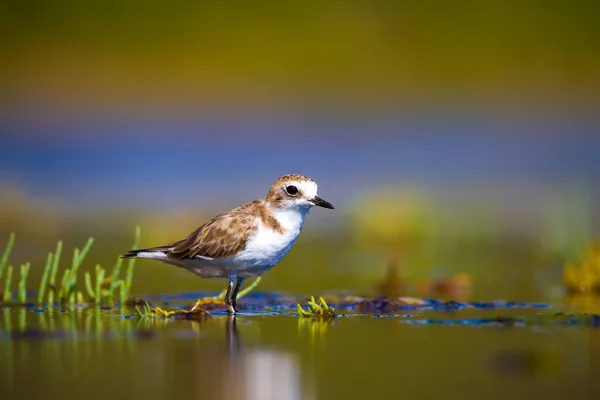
[197,315,314,400]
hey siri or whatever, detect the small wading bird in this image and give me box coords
[122,174,334,314]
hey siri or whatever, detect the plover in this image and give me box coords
[122,174,334,314]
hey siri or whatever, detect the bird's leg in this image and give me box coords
[224,276,236,314]
[231,277,246,312]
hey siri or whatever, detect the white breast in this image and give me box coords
[233,208,308,274]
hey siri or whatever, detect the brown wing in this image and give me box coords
[166,206,258,260]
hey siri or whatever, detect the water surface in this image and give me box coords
[2,300,598,399]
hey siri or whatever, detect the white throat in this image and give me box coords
[270,205,309,235]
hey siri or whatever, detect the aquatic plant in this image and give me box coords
[237,276,262,300]
[0,226,141,306]
[297,296,335,318]
[563,243,600,294]
[2,265,12,302]
[18,262,30,303]
[47,240,63,304]
[0,233,15,302]
[135,303,210,320]
[135,303,154,318]
[84,226,141,305]
[37,251,54,303]
[0,232,15,282]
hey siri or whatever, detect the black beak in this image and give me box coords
[311,196,334,209]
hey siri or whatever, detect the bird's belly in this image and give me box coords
[179,233,297,279]
[233,227,300,270]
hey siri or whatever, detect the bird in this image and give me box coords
[121,174,334,314]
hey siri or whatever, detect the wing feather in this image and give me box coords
[123,200,262,261]
[167,208,257,260]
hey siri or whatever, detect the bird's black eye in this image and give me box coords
[285,185,298,196]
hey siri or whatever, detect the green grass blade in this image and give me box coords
[70,247,80,273]
[38,251,53,304]
[237,276,262,300]
[57,268,71,302]
[135,305,144,318]
[124,226,141,297]
[66,238,93,302]
[48,240,63,304]
[77,237,94,264]
[68,246,79,283]
[84,271,95,300]
[95,265,105,304]
[3,265,13,302]
[18,262,30,303]
[119,280,126,305]
[110,257,124,288]
[0,233,15,281]
[67,248,80,297]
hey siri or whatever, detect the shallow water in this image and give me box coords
[2,296,599,400]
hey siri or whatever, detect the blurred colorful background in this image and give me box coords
[1,1,599,302]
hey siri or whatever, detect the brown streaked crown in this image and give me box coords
[270,174,314,186]
[265,174,314,207]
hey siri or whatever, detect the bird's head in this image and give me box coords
[265,174,334,212]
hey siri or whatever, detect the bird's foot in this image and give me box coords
[226,302,237,315]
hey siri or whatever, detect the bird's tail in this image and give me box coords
[121,249,144,259]
[120,246,172,259]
